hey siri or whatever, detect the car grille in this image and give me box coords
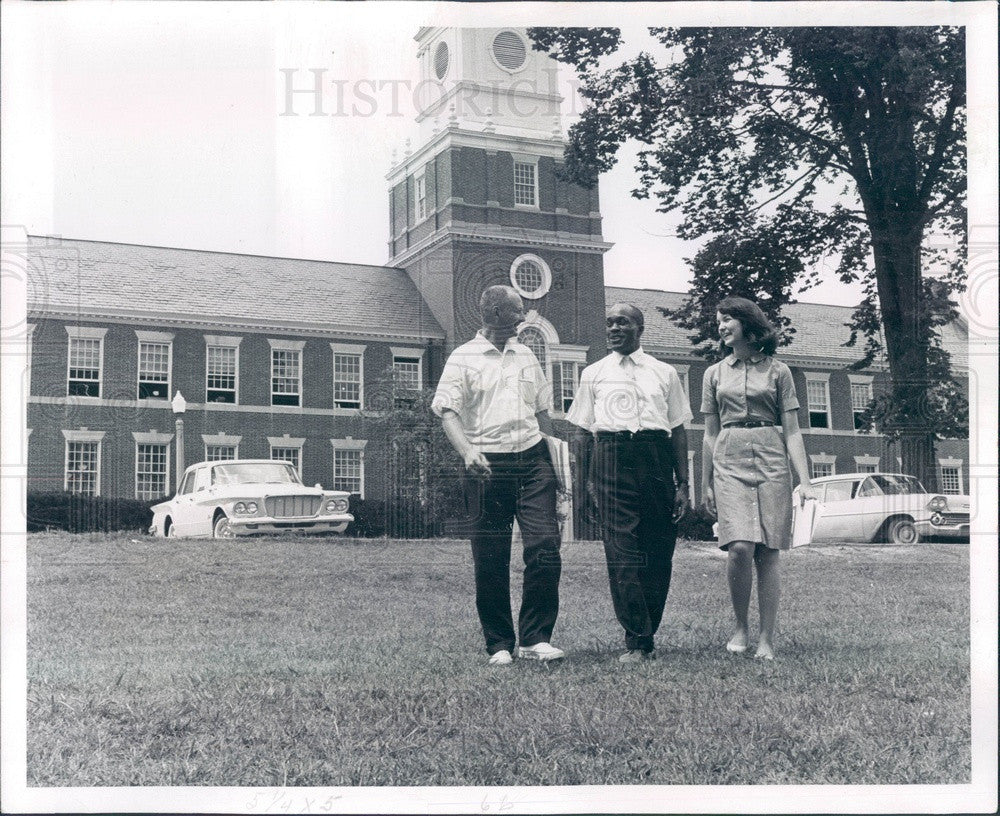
[266,495,321,518]
[937,513,970,525]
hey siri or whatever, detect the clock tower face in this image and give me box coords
[388,27,611,388]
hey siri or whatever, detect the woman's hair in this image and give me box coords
[716,296,779,356]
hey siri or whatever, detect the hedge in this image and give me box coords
[27,492,158,534]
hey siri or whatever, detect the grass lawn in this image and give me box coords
[26,533,970,787]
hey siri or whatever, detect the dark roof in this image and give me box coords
[26,237,445,341]
[605,286,968,369]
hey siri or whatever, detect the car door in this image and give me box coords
[168,470,198,536]
[187,465,214,537]
[812,479,864,542]
[853,476,895,541]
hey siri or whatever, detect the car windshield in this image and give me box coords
[212,462,301,486]
[867,474,926,495]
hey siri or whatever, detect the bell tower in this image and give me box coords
[388,27,611,413]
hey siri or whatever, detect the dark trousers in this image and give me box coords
[463,440,562,655]
[591,432,677,652]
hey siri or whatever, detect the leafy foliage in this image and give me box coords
[530,26,967,485]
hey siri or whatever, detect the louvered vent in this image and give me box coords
[492,31,526,70]
[434,41,449,80]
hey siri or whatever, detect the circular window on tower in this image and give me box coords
[509,253,552,300]
[491,30,527,72]
[434,41,450,80]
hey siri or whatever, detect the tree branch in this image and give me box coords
[748,163,826,213]
[917,79,963,206]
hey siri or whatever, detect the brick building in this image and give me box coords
[24,27,969,510]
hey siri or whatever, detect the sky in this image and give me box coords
[4,1,953,307]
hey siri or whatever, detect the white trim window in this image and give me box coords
[938,458,963,494]
[391,347,425,391]
[136,330,174,401]
[848,374,874,432]
[805,373,831,429]
[26,323,36,396]
[205,335,241,404]
[66,326,107,398]
[809,452,836,479]
[414,171,427,222]
[854,455,880,474]
[269,435,305,478]
[551,360,582,415]
[133,431,173,500]
[513,158,538,207]
[331,343,366,410]
[331,438,366,496]
[269,339,305,408]
[518,325,547,368]
[202,433,242,462]
[62,429,105,495]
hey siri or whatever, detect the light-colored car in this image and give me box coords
[794,472,970,545]
[150,459,353,539]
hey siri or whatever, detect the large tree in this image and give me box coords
[529,26,967,489]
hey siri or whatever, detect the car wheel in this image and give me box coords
[886,517,918,545]
[213,515,234,539]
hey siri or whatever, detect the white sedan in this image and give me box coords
[794,472,970,545]
[150,459,353,539]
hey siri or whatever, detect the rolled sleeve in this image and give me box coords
[776,362,800,414]
[663,368,694,429]
[700,365,719,415]
[529,357,553,414]
[431,359,466,418]
[565,367,596,431]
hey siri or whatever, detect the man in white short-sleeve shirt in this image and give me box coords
[567,303,692,662]
[432,285,564,666]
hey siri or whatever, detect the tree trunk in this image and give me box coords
[868,222,939,492]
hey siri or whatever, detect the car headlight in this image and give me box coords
[246,501,258,514]
[326,498,349,513]
[927,495,948,512]
[234,502,246,514]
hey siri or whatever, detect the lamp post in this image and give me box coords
[171,391,187,490]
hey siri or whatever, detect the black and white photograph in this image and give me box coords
[1,1,997,813]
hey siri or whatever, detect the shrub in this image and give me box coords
[27,492,158,534]
[676,504,717,542]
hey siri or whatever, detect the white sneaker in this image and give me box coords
[517,642,565,662]
[488,649,514,666]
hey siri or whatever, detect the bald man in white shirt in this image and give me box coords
[567,303,692,662]
[432,286,564,666]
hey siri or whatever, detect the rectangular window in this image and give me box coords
[806,379,830,429]
[334,353,362,409]
[514,161,537,206]
[415,174,427,221]
[271,349,301,407]
[206,345,237,404]
[206,444,236,462]
[940,466,961,495]
[393,356,422,390]
[65,441,99,495]
[271,446,301,475]
[559,362,580,414]
[136,443,169,500]
[138,341,171,400]
[333,449,363,494]
[851,382,872,430]
[811,461,834,479]
[68,338,102,397]
[857,463,878,474]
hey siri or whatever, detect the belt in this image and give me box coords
[723,419,778,429]
[594,429,670,441]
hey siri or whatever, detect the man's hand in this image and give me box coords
[464,449,491,477]
[798,483,819,505]
[702,485,717,518]
[672,485,689,523]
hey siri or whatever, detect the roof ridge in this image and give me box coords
[27,235,406,274]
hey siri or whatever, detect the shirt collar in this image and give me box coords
[613,346,647,365]
[724,352,767,366]
[473,330,519,354]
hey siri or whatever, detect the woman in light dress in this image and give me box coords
[701,297,817,659]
